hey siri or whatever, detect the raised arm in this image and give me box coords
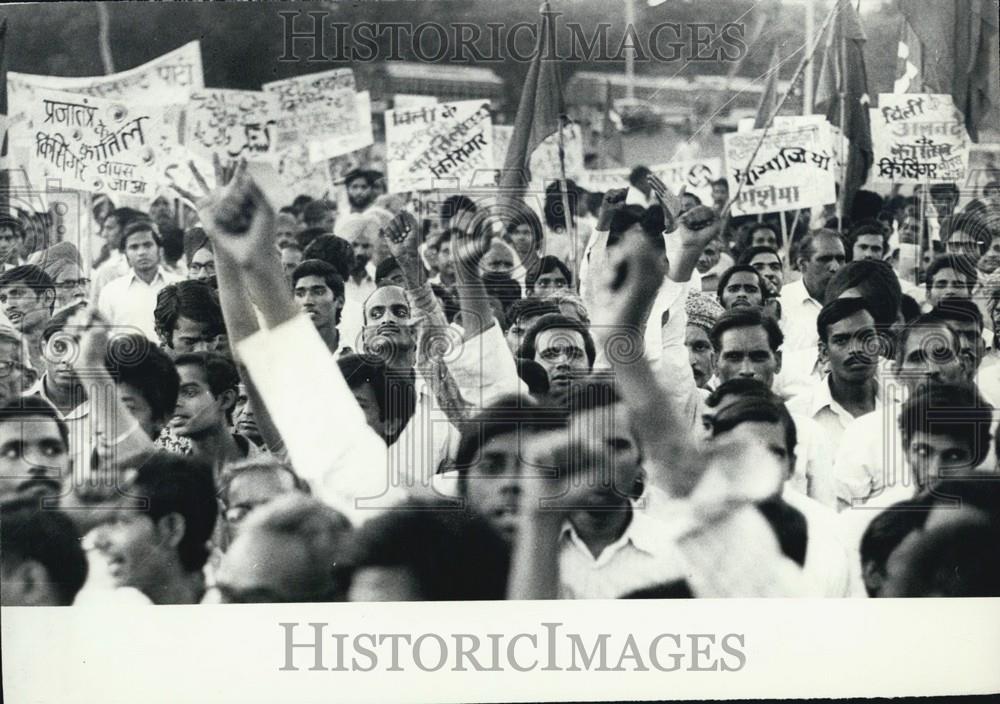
[380,209,471,424]
[197,163,407,523]
[589,229,705,498]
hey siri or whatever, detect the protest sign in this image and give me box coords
[184,89,279,162]
[871,94,969,183]
[273,143,335,198]
[385,99,494,193]
[263,70,373,160]
[262,68,356,112]
[724,118,837,215]
[23,87,161,198]
[7,41,203,113]
[305,91,374,162]
[575,158,722,204]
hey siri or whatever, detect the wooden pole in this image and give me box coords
[557,118,578,285]
[836,0,847,231]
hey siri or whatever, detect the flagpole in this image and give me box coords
[722,0,841,218]
[837,0,848,231]
[804,0,815,115]
[557,117,578,281]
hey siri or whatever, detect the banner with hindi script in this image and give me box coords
[262,68,355,110]
[871,94,969,183]
[575,158,722,205]
[262,70,373,161]
[724,119,837,215]
[22,88,161,197]
[184,89,279,163]
[385,100,494,193]
[273,143,335,198]
[6,41,203,115]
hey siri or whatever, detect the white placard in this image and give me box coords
[385,100,494,193]
[725,117,837,214]
[184,89,279,163]
[871,93,969,183]
[21,88,162,198]
[7,41,203,113]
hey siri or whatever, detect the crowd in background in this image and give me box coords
[2,157,1000,605]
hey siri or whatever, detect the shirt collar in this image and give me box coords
[786,278,821,307]
[29,374,90,420]
[128,267,167,285]
[559,501,662,561]
[811,373,884,417]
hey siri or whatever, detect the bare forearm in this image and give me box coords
[506,510,563,600]
[600,329,701,497]
[215,248,259,344]
[455,278,494,340]
[243,255,299,330]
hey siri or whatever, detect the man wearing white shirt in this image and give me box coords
[97,221,181,341]
[706,391,863,597]
[340,234,377,350]
[833,313,969,508]
[90,207,146,301]
[778,229,845,352]
[787,298,881,448]
[838,382,995,555]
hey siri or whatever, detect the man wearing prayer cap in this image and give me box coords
[685,291,725,389]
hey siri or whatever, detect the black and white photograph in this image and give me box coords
[1,0,999,701]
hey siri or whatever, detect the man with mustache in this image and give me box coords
[361,285,415,370]
[0,395,70,500]
[716,265,768,311]
[833,312,970,508]
[684,292,724,390]
[787,298,881,449]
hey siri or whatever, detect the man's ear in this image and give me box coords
[156,513,186,551]
[774,349,783,375]
[861,560,883,596]
[817,341,829,366]
[219,388,238,416]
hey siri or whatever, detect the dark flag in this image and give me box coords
[753,44,781,129]
[499,2,565,193]
[898,0,999,141]
[815,0,872,220]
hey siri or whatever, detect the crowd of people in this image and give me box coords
[2,157,999,606]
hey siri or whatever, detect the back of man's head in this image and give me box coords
[234,494,352,602]
[343,497,510,601]
[124,452,218,572]
[105,335,180,435]
[0,496,88,605]
[302,234,355,280]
